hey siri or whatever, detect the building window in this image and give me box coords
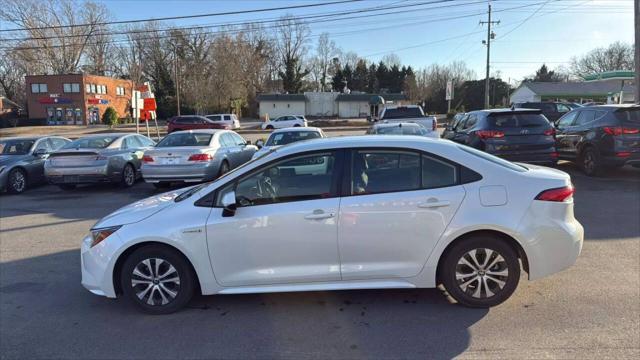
[63,83,80,93]
[116,86,125,96]
[86,84,91,93]
[31,83,48,93]
[90,84,96,93]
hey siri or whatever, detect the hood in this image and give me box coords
[92,188,188,229]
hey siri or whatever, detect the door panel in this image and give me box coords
[338,186,465,279]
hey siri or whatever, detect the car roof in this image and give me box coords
[271,126,321,133]
[169,129,225,135]
[585,104,639,110]
[373,122,421,128]
[75,133,127,139]
[475,108,541,114]
[0,136,45,142]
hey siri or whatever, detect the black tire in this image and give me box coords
[120,164,136,187]
[440,236,520,308]
[120,245,195,315]
[580,147,602,176]
[58,184,76,191]
[217,160,230,177]
[152,182,171,189]
[293,124,301,127]
[265,125,274,130]
[7,168,27,194]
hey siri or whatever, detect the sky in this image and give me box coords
[93,0,635,83]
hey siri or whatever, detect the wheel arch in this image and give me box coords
[435,229,530,284]
[112,241,202,296]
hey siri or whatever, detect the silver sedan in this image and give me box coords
[141,129,257,188]
[45,133,156,190]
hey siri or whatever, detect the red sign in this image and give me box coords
[87,98,109,105]
[137,85,149,92]
[139,110,151,122]
[143,98,157,111]
[39,97,72,104]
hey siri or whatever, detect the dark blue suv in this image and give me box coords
[555,105,640,176]
[443,108,557,165]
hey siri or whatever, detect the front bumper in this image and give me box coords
[80,233,119,298]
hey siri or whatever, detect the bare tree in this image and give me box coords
[274,15,310,93]
[381,53,402,68]
[570,42,635,77]
[313,33,340,91]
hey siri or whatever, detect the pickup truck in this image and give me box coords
[378,105,438,137]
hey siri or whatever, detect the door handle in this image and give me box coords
[418,199,450,209]
[304,210,335,220]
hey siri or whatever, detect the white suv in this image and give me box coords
[205,114,240,129]
[261,115,307,130]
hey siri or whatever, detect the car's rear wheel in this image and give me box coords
[218,160,230,177]
[580,147,602,176]
[120,164,136,187]
[120,245,195,315]
[7,168,27,194]
[265,125,274,130]
[440,236,520,308]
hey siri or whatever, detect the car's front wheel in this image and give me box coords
[580,147,602,176]
[121,245,195,314]
[7,168,27,194]
[440,235,520,308]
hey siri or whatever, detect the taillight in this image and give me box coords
[550,152,559,158]
[142,155,154,163]
[432,118,437,131]
[476,130,505,139]
[535,185,574,202]
[616,152,631,158]
[603,126,640,135]
[188,153,212,162]
[544,128,555,136]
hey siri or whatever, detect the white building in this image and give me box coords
[257,94,306,119]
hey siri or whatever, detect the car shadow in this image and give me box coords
[0,249,487,359]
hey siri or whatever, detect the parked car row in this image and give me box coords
[444,104,640,175]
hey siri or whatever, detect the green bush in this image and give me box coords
[102,107,118,127]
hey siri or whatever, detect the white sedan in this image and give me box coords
[81,136,583,314]
[252,126,325,159]
[261,115,307,130]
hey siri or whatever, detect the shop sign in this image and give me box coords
[39,97,72,104]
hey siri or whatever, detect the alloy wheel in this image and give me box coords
[583,152,595,173]
[10,170,26,193]
[455,248,509,299]
[131,258,181,306]
[123,165,135,186]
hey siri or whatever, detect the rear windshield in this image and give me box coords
[376,125,427,136]
[382,107,424,119]
[0,139,35,155]
[63,136,117,149]
[458,145,528,172]
[488,113,550,128]
[156,133,213,147]
[266,131,321,146]
[615,108,640,123]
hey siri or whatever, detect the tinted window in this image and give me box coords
[458,145,527,172]
[382,107,424,119]
[352,151,420,195]
[63,136,117,149]
[230,152,336,206]
[614,108,640,123]
[376,125,427,135]
[224,115,232,121]
[557,111,578,127]
[422,155,457,189]
[156,133,212,147]
[206,115,222,122]
[488,113,549,128]
[0,139,35,155]
[266,131,322,146]
[540,103,556,112]
[575,110,596,126]
[462,115,477,129]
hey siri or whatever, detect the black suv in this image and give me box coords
[555,105,640,176]
[512,102,573,122]
[443,108,557,165]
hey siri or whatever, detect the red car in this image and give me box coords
[167,115,231,133]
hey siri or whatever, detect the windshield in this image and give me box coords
[488,113,550,128]
[156,133,213,147]
[265,131,322,146]
[382,107,424,119]
[63,136,117,149]
[458,144,528,172]
[376,125,427,135]
[0,139,35,155]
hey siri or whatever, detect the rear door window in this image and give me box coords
[224,115,232,121]
[575,110,596,126]
[351,150,421,195]
[422,155,457,189]
[462,114,477,130]
[557,111,578,127]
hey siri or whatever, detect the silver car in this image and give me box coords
[45,133,155,190]
[0,136,71,194]
[141,129,257,188]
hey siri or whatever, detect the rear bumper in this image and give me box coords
[601,152,640,167]
[141,163,219,183]
[45,165,117,184]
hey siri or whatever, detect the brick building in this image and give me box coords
[25,74,135,125]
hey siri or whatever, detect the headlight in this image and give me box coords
[89,226,122,248]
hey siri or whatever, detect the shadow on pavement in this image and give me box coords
[0,249,487,359]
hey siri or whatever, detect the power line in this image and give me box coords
[0,0,366,32]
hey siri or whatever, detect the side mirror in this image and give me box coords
[255,139,264,149]
[33,149,47,157]
[221,190,237,217]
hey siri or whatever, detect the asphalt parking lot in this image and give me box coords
[1,144,639,358]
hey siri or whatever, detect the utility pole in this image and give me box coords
[480,2,499,109]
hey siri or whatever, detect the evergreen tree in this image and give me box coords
[351,60,369,92]
[367,63,378,93]
[376,62,389,91]
[331,66,345,92]
[279,54,309,93]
